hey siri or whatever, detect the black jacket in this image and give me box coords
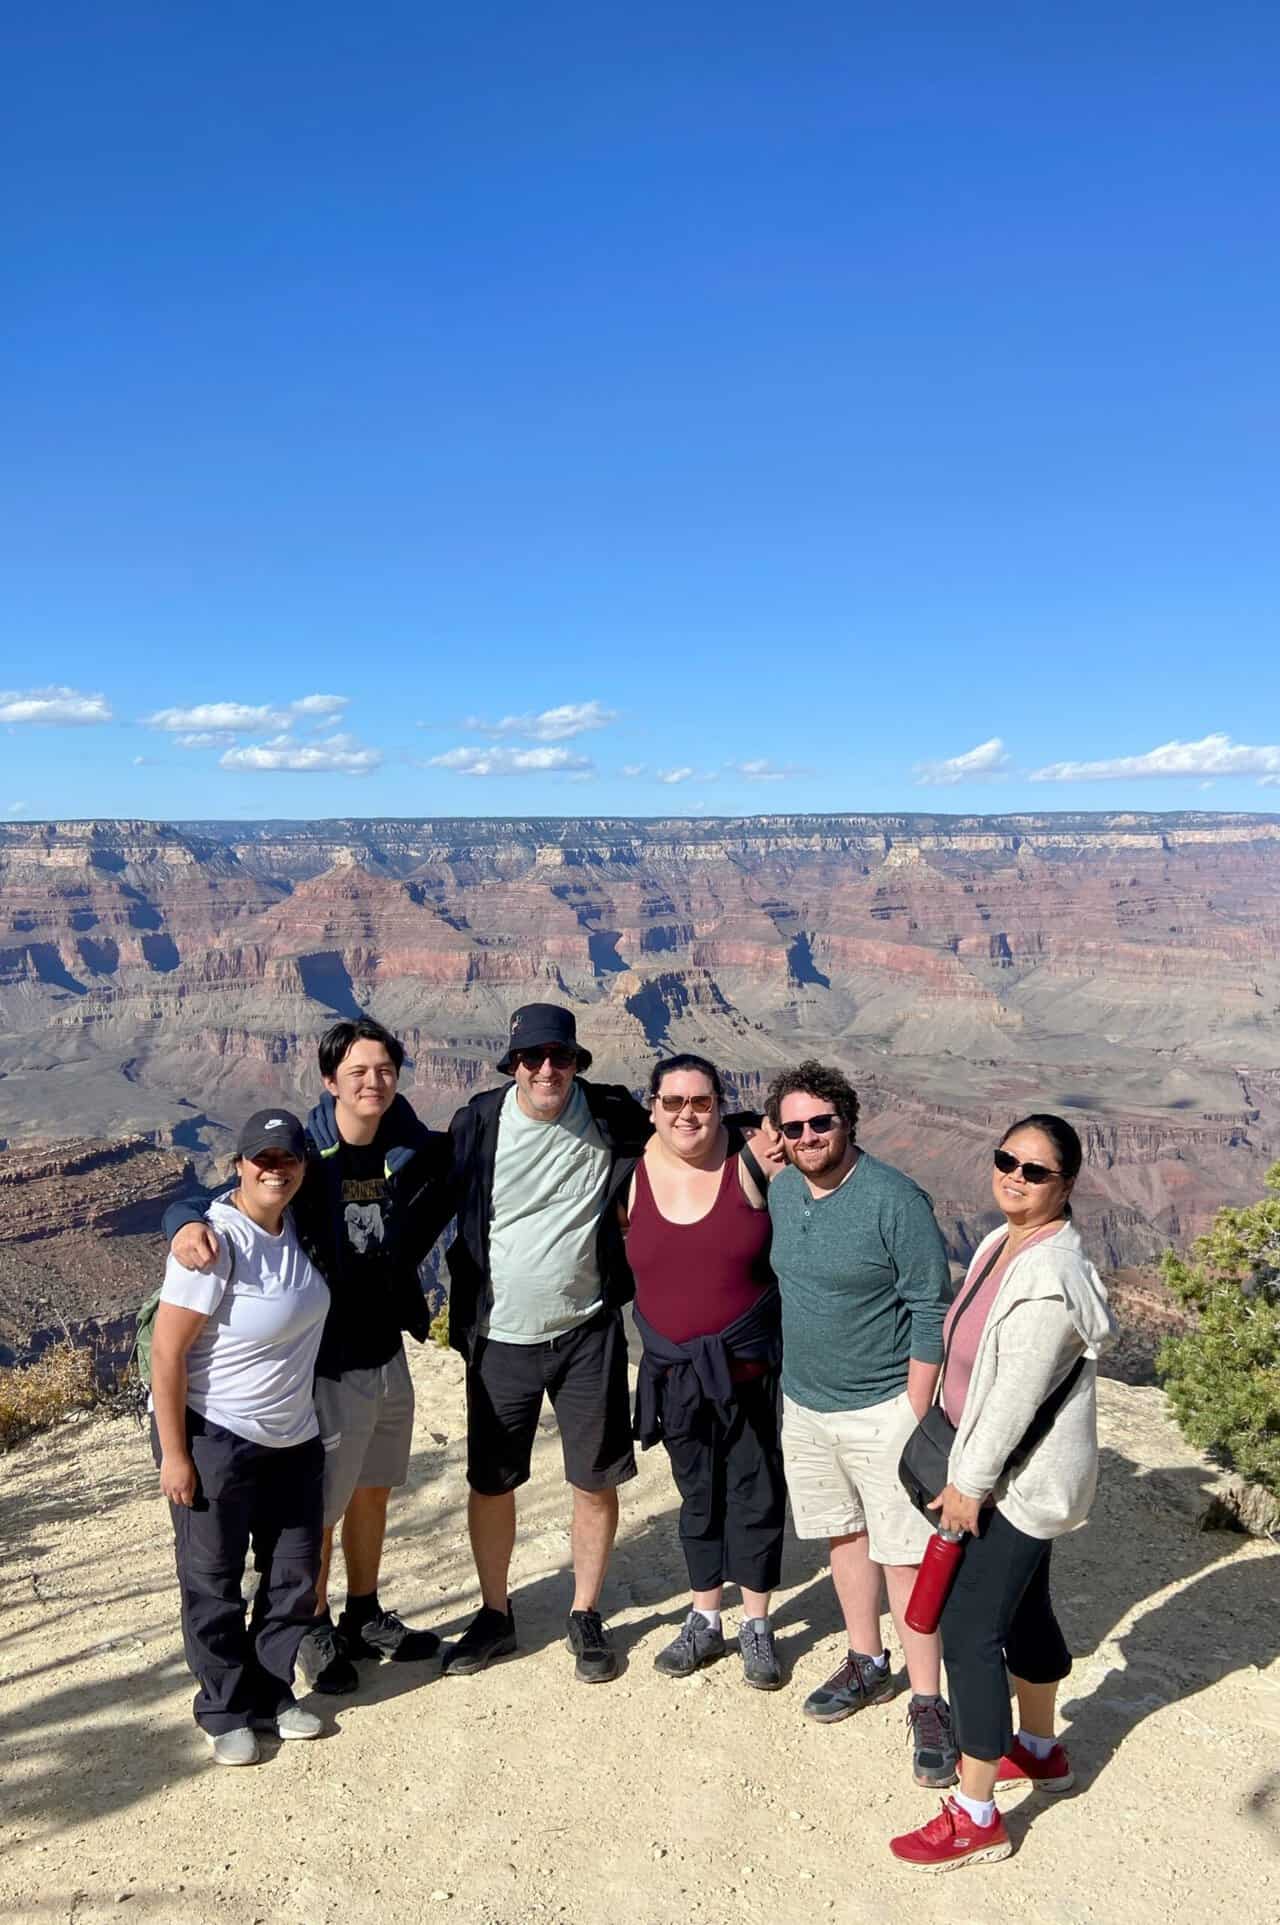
[409,1079,652,1363]
[632,1289,782,1448]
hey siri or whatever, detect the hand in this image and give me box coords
[745,1117,787,1172]
[928,1483,982,1535]
[160,1451,198,1507]
[171,1223,221,1272]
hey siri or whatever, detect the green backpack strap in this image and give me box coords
[132,1217,234,1389]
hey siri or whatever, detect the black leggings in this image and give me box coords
[940,1506,1072,1762]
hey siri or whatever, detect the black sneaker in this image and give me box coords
[298,1616,359,1696]
[340,1606,442,1664]
[906,1693,959,1788]
[802,1648,894,1723]
[441,1602,518,1676]
[737,1618,783,1691]
[654,1610,726,1678]
[566,1608,619,1683]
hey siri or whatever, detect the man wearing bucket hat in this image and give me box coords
[414,1003,650,1683]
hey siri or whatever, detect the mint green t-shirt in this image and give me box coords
[769,1151,951,1412]
[485,1082,611,1343]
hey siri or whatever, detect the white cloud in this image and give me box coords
[657,767,696,785]
[6,801,29,816]
[914,737,1012,786]
[430,745,594,777]
[290,693,349,718]
[176,730,237,749]
[620,763,648,778]
[146,701,287,733]
[726,758,809,782]
[463,700,617,742]
[145,694,351,735]
[0,686,112,725]
[1030,732,1280,783]
[1261,774,1280,789]
[220,734,381,775]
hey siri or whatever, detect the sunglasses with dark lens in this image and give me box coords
[779,1112,841,1141]
[657,1092,717,1115]
[515,1045,578,1072]
[993,1148,1063,1185]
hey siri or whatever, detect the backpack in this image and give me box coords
[130,1221,234,1391]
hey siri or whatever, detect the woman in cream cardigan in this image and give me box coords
[890,1113,1116,1871]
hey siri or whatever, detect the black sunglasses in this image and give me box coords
[779,1112,841,1141]
[993,1148,1063,1185]
[514,1045,578,1071]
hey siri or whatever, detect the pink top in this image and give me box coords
[941,1223,1062,1425]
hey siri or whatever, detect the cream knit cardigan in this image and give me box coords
[946,1219,1117,1540]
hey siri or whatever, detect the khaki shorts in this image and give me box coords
[781,1389,933,1565]
[314,1346,415,1528]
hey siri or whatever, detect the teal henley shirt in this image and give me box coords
[769,1150,951,1412]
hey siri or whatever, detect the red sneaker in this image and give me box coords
[995,1736,1074,1794]
[889,1797,1011,1871]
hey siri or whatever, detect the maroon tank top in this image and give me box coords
[628,1153,774,1363]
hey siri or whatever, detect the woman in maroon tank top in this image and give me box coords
[623,1054,787,1690]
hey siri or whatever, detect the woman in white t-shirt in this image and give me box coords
[151,1108,330,1766]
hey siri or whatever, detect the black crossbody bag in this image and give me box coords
[898,1237,1085,1517]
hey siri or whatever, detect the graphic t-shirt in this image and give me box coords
[158,1198,329,1447]
[321,1137,406,1375]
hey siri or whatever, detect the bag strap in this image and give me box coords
[1006,1353,1087,1470]
[738,1140,769,1200]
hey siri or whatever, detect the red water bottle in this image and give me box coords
[905,1529,966,1634]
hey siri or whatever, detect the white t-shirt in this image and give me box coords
[486,1082,611,1343]
[158,1198,329,1448]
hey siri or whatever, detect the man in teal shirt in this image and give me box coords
[767,1060,957,1790]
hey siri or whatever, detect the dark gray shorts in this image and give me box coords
[314,1347,415,1527]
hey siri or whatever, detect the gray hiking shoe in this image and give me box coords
[906,1693,959,1787]
[251,1705,323,1741]
[654,1610,726,1678]
[203,1726,259,1767]
[738,1618,783,1690]
[802,1649,894,1723]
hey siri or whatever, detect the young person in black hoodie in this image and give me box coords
[163,1018,451,1695]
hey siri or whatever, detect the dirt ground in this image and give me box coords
[1,1350,1277,1925]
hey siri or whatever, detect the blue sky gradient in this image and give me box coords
[3,4,1278,820]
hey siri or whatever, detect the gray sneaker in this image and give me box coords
[802,1649,894,1723]
[203,1726,259,1767]
[251,1705,323,1741]
[654,1610,726,1678]
[906,1693,959,1787]
[738,1618,783,1690]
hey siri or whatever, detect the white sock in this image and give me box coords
[954,1790,996,1828]
[1018,1728,1055,1758]
[693,1608,721,1632]
[741,1616,771,1631]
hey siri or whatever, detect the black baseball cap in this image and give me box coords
[497,1003,592,1075]
[236,1108,307,1161]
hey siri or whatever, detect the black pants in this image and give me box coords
[662,1376,786,1595]
[940,1506,1073,1762]
[153,1411,324,1735]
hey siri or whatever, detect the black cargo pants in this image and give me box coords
[153,1409,324,1734]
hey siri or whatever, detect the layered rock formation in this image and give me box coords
[2,811,1278,1328]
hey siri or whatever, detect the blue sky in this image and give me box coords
[3,3,1278,822]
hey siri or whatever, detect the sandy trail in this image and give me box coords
[1,1349,1277,1925]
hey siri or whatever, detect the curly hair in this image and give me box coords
[765,1059,859,1134]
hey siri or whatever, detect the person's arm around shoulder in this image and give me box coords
[400,1101,473,1261]
[162,1192,225,1273]
[151,1231,233,1506]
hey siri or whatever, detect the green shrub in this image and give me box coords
[429,1301,450,1349]
[1157,1161,1280,1493]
